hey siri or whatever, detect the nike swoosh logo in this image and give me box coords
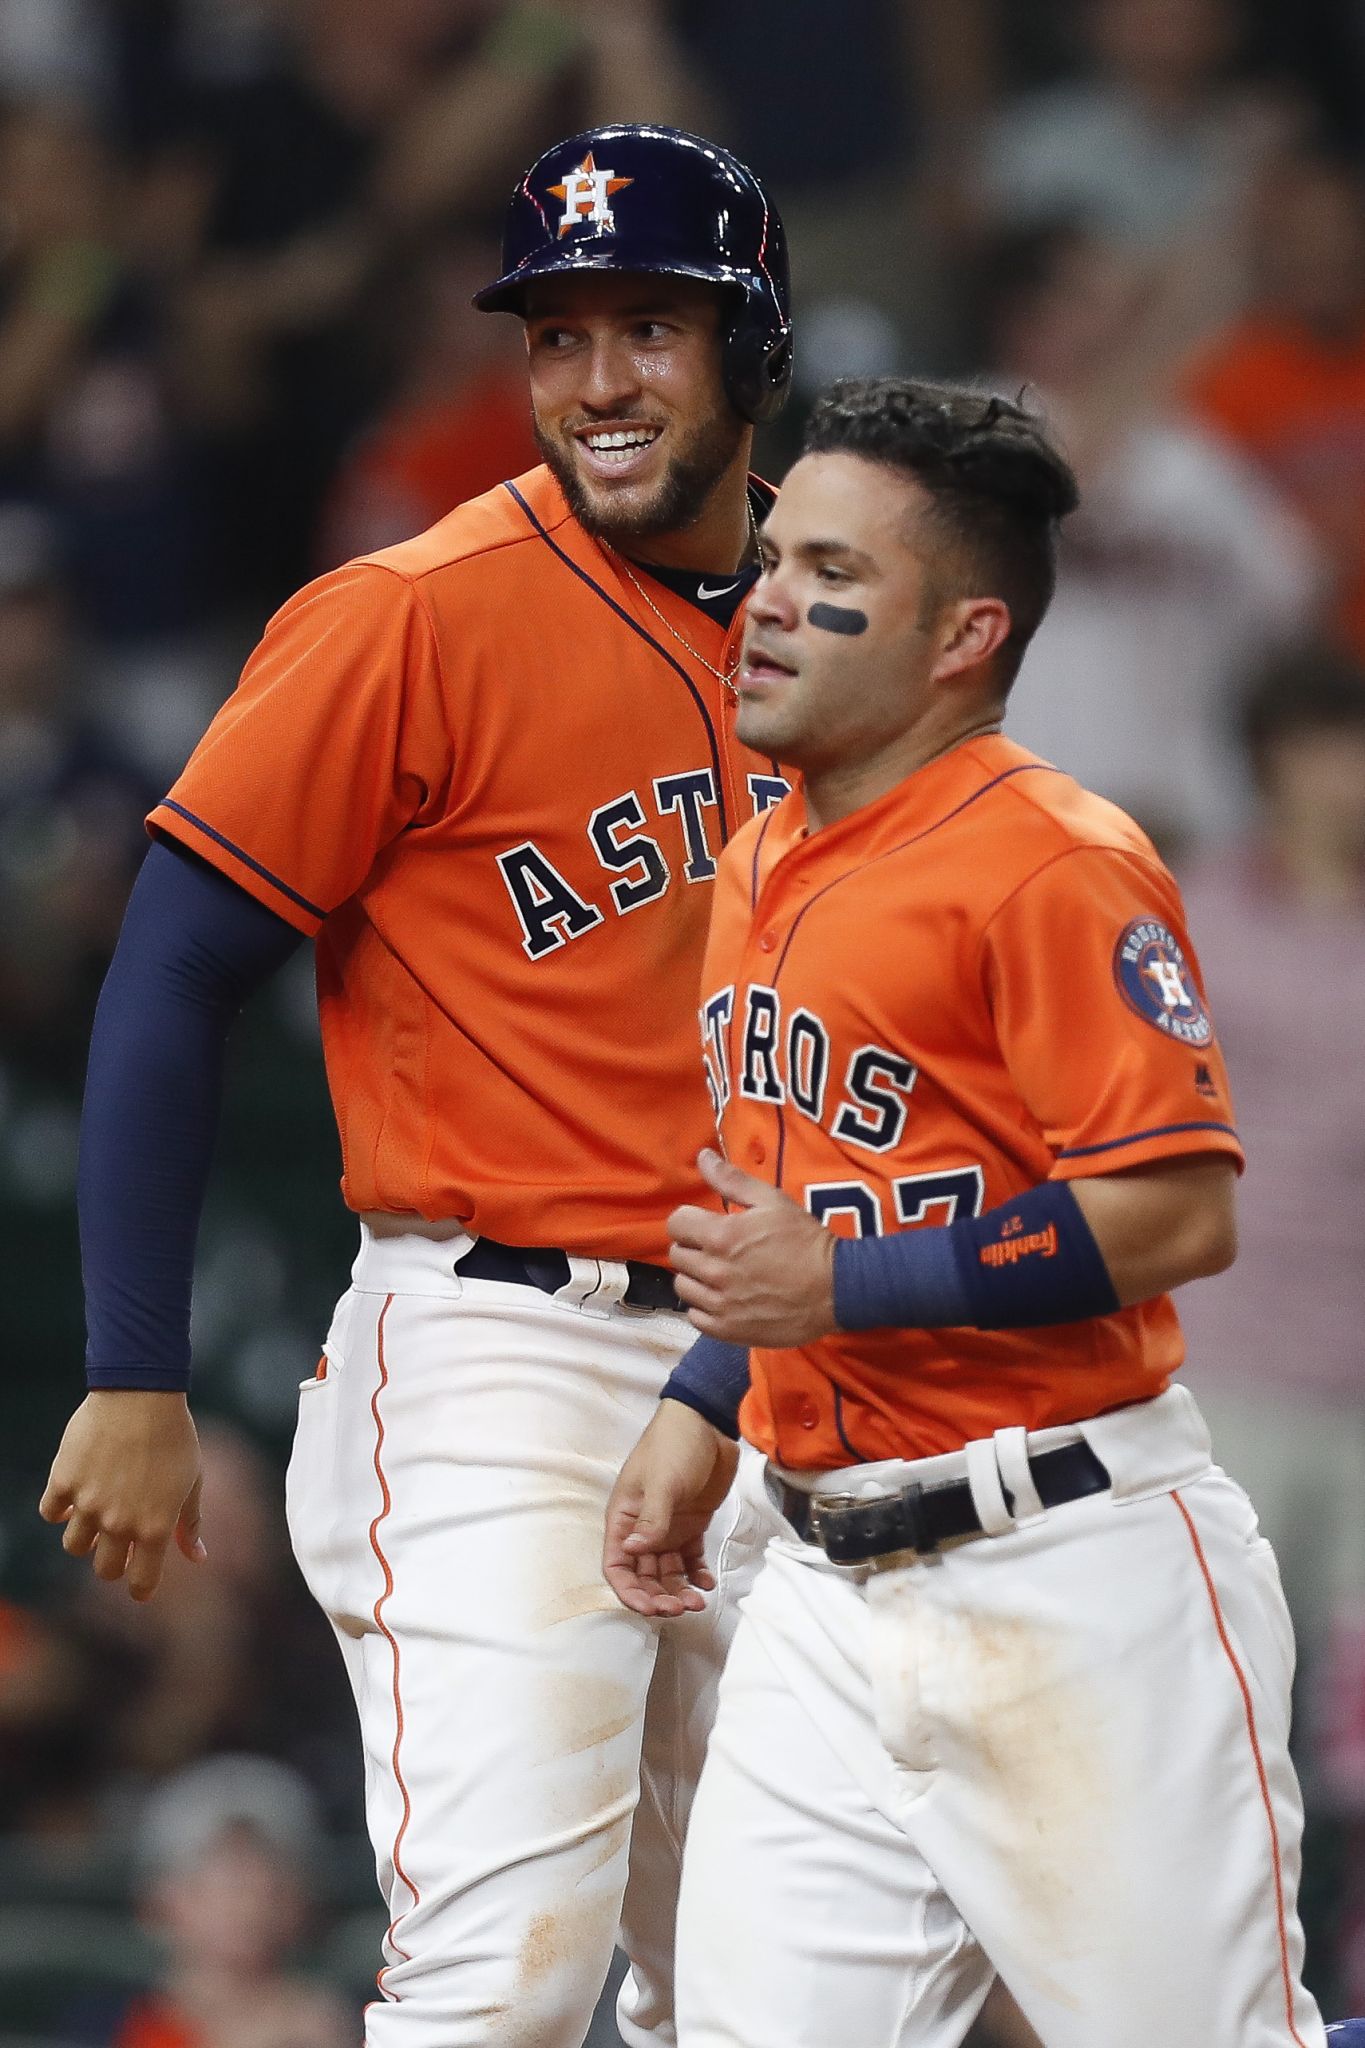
[697,579,741,600]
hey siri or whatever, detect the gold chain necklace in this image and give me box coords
[608,495,758,694]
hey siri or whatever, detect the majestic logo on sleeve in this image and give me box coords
[1113,919,1212,1046]
[548,153,633,237]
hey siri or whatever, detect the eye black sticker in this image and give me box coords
[807,602,868,636]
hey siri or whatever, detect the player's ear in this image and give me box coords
[932,597,1011,687]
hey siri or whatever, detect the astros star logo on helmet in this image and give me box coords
[548,152,633,238]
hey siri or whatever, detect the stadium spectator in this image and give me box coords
[977,219,1321,852]
[1176,642,1365,2003]
[978,0,1303,248]
[0,1592,129,1847]
[322,235,537,562]
[0,96,214,644]
[677,0,1000,366]
[1183,149,1365,666]
[78,1753,352,2047]
[0,506,155,1087]
[375,0,717,234]
[1177,644,1365,1672]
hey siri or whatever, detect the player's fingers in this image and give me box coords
[175,1474,207,1563]
[659,1587,706,1614]
[602,1488,645,1557]
[683,1304,732,1339]
[654,1551,707,1611]
[629,1562,703,1616]
[697,1147,788,1210]
[629,1484,693,1553]
[605,1575,662,1616]
[666,1204,731,1253]
[639,1587,701,1618]
[671,1273,726,1319]
[603,1527,643,1588]
[37,1476,75,1525]
[60,1508,101,1558]
[655,1547,690,1589]
[126,1537,172,1604]
[668,1243,728,1289]
[91,1529,134,1583]
[603,1550,684,1617]
[681,1539,716,1591]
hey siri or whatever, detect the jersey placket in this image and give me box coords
[725,828,877,1460]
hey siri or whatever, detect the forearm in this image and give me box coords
[79,842,301,1390]
[834,1165,1236,1335]
[1068,1159,1237,1301]
[79,944,231,1389]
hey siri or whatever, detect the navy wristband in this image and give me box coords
[661,1336,751,1439]
[833,1180,1120,1334]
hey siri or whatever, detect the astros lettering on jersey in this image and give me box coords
[699,731,1244,1467]
[150,466,785,1259]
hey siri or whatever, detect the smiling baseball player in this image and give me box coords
[41,127,793,2048]
[605,377,1331,2046]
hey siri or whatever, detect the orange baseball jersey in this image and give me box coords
[700,732,1244,1468]
[150,465,787,1259]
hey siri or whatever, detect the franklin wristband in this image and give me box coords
[660,1336,751,1439]
[833,1180,1119,1334]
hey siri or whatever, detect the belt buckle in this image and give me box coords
[810,1480,929,1566]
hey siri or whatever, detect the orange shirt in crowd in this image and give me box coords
[152,467,785,1261]
[1183,317,1365,658]
[324,363,540,560]
[114,2003,196,2048]
[700,734,1243,1470]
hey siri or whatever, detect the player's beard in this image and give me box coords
[534,400,748,548]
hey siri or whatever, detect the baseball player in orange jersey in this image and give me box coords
[605,378,1330,2046]
[39,127,795,2046]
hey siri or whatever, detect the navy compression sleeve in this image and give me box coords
[79,839,303,1391]
[660,1336,751,1439]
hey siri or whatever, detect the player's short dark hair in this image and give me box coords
[1238,641,1365,786]
[800,377,1079,685]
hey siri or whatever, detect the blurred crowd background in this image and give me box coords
[0,0,1363,2041]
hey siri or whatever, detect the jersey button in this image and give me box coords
[758,931,777,952]
[798,1402,819,1429]
[748,1141,766,1167]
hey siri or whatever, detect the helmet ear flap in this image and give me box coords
[723,304,795,424]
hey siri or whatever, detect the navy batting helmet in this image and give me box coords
[474,125,793,424]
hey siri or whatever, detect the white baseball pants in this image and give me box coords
[284,1221,774,2048]
[676,1387,1327,2048]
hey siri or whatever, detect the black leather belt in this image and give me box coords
[455,1236,683,1313]
[769,1441,1111,1566]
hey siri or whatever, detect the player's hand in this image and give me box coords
[669,1148,838,1347]
[604,1399,740,1618]
[39,1391,206,1603]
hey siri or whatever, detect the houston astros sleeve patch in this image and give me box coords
[1112,919,1213,1047]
